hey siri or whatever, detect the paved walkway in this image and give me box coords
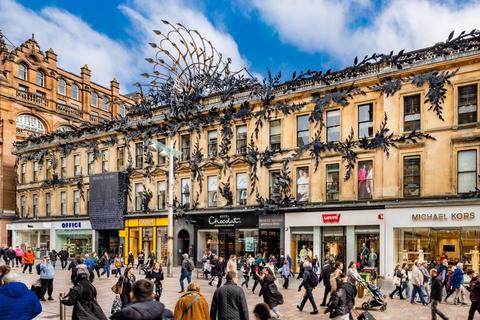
[3,264,473,319]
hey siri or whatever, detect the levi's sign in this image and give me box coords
[322,213,341,223]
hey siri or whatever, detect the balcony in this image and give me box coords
[90,115,99,124]
[56,103,83,119]
[16,90,47,107]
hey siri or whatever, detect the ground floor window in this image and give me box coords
[16,230,50,258]
[323,227,345,264]
[290,227,313,273]
[129,227,140,257]
[355,226,380,270]
[156,227,167,266]
[142,227,154,257]
[56,230,92,257]
[259,229,280,260]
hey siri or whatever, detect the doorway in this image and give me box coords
[259,229,280,259]
[177,229,190,265]
[219,229,235,259]
[322,226,345,265]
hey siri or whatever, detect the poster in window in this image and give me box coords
[358,161,373,199]
[296,168,309,202]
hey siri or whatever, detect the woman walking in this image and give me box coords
[117,267,136,307]
[241,259,251,289]
[100,252,111,279]
[114,255,124,278]
[137,251,145,273]
[173,282,209,320]
[259,267,284,318]
[22,248,35,274]
[145,262,164,301]
[278,260,291,289]
[389,264,406,300]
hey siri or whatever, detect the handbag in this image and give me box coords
[111,277,124,294]
[111,295,122,314]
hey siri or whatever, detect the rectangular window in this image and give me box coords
[157,181,166,210]
[181,135,191,161]
[135,183,143,211]
[458,84,478,124]
[296,167,309,202]
[60,157,67,178]
[358,160,373,199]
[117,147,125,171]
[326,164,340,201]
[135,143,143,169]
[32,194,38,218]
[45,193,51,217]
[458,150,477,193]
[269,171,281,201]
[208,131,218,157]
[101,150,109,173]
[20,163,26,184]
[46,160,52,180]
[236,173,247,205]
[18,85,28,92]
[326,110,340,142]
[403,156,421,197]
[33,162,38,182]
[74,155,81,176]
[20,195,26,217]
[297,115,309,147]
[207,176,218,207]
[157,139,166,165]
[60,191,66,216]
[404,94,421,131]
[88,152,94,175]
[358,103,373,138]
[73,190,80,216]
[269,120,281,151]
[86,189,90,213]
[236,125,247,153]
[181,178,190,206]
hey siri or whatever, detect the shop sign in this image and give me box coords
[322,213,341,223]
[411,212,475,222]
[139,219,155,227]
[259,214,283,228]
[61,222,82,229]
[194,213,258,228]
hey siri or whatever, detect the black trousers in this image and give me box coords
[468,300,480,320]
[22,264,32,273]
[300,287,317,311]
[282,275,289,289]
[61,260,68,269]
[389,285,404,299]
[242,275,249,288]
[217,275,223,288]
[252,279,261,292]
[321,284,331,306]
[40,279,53,299]
[15,256,22,266]
[431,299,448,320]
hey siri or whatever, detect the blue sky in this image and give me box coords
[3,0,480,92]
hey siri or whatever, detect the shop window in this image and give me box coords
[156,227,168,266]
[20,195,26,217]
[296,167,309,202]
[45,193,51,217]
[36,70,45,87]
[237,229,259,258]
[135,184,143,211]
[181,178,190,206]
[323,227,345,263]
[33,161,38,182]
[326,110,340,142]
[101,150,109,173]
[269,171,281,201]
[18,63,28,80]
[269,120,281,151]
[135,142,143,169]
[236,173,247,205]
[102,96,109,112]
[458,84,477,124]
[297,115,309,147]
[87,152,94,175]
[208,130,218,157]
[355,226,380,269]
[157,181,166,210]
[197,230,219,262]
[32,194,38,218]
[358,103,373,138]
[71,83,79,100]
[458,150,477,193]
[46,160,52,180]
[291,228,314,272]
[326,164,340,201]
[157,139,166,165]
[358,160,373,200]
[117,147,125,171]
[58,78,66,95]
[236,125,247,154]
[60,157,67,178]
[207,176,217,207]
[181,135,190,161]
[60,191,66,216]
[403,94,421,131]
[91,91,98,107]
[20,163,26,184]
[73,190,80,216]
[74,155,81,176]
[403,156,421,197]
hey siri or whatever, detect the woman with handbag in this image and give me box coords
[145,262,164,301]
[118,267,136,307]
[259,267,284,319]
[173,282,209,320]
[389,264,405,299]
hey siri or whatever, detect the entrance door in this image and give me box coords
[322,226,345,266]
[177,229,190,265]
[259,229,280,259]
[219,229,235,259]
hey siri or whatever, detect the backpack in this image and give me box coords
[186,259,194,272]
[35,263,41,275]
[309,271,319,288]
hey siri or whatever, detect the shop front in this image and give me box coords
[284,209,384,275]
[384,205,480,277]
[8,221,51,258]
[258,214,284,260]
[120,217,168,265]
[52,220,94,256]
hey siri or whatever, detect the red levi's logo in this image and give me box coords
[322,213,341,223]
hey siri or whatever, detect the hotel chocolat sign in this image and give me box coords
[411,212,475,222]
[194,214,258,228]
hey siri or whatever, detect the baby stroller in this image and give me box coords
[359,279,387,312]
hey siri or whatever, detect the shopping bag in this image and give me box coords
[111,295,122,314]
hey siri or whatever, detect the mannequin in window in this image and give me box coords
[470,246,479,273]
[360,243,370,268]
[368,248,377,268]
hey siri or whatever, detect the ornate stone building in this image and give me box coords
[0,34,134,247]
[10,25,480,276]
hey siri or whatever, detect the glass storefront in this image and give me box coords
[17,230,50,258]
[142,227,154,256]
[129,227,140,256]
[56,230,92,257]
[196,229,259,262]
[259,229,280,259]
[156,227,167,265]
[323,226,345,263]
[290,227,313,272]
[355,226,380,270]
[236,229,259,258]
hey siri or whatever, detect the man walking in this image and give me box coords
[319,257,333,306]
[467,270,480,320]
[296,260,318,315]
[410,260,426,305]
[210,271,249,320]
[39,255,55,301]
[451,262,466,305]
[179,253,193,293]
[58,248,69,270]
[430,269,449,320]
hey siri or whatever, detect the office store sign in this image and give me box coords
[322,213,341,223]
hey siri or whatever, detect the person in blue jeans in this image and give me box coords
[100,252,111,279]
[410,260,426,305]
[179,253,193,293]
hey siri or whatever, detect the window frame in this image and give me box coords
[269,170,281,201]
[296,167,310,202]
[36,70,45,87]
[457,149,477,194]
[269,119,281,151]
[60,157,67,178]
[357,160,374,200]
[296,115,309,147]
[326,163,340,201]
[181,135,191,161]
[236,173,248,206]
[32,194,38,218]
[73,190,80,216]
[20,163,26,184]
[74,154,81,176]
[157,139,166,165]
[18,63,28,80]
[102,96,109,112]
[60,191,67,216]
[33,161,38,182]
[207,176,218,207]
[87,152,94,175]
[358,103,374,138]
[45,192,51,217]
[117,147,125,171]
[157,181,166,210]
[181,178,190,206]
[403,94,421,132]
[207,130,218,157]
[20,195,26,217]
[91,91,98,107]
[326,109,341,142]
[403,155,421,198]
[135,183,143,211]
[236,125,247,154]
[135,142,143,169]
[458,84,478,125]
[101,149,109,173]
[71,83,79,100]
[58,78,66,95]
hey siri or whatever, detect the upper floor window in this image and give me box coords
[102,96,109,112]
[358,160,373,199]
[135,142,143,169]
[458,150,477,193]
[181,178,190,206]
[157,181,166,210]
[326,164,340,201]
[157,139,166,165]
[88,152,94,175]
[358,103,373,138]
[58,125,73,132]
[236,173,247,206]
[404,94,421,131]
[33,162,38,182]
[74,155,81,176]
[117,147,125,171]
[101,150,109,173]
[32,194,38,218]
[135,183,143,211]
[60,191,67,216]
[58,78,66,95]
[458,84,478,125]
[326,110,340,142]
[91,92,98,107]
[296,167,309,202]
[73,190,80,216]
[297,115,309,147]
[403,156,420,197]
[269,120,281,151]
[20,163,26,184]
[46,160,52,180]
[60,157,67,178]
[269,171,281,202]
[18,63,28,80]
[120,104,126,117]
[71,84,79,100]
[36,70,45,87]
[208,130,218,157]
[207,176,218,207]
[45,193,51,217]
[20,195,26,217]
[236,125,247,154]
[181,135,191,161]
[16,114,45,134]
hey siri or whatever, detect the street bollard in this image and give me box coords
[59,293,66,320]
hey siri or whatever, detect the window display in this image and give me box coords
[355,227,380,269]
[358,160,373,199]
[156,227,167,265]
[56,230,92,256]
[323,227,345,263]
[290,228,313,272]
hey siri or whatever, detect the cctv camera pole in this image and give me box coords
[167,139,175,278]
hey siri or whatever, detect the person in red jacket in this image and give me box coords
[22,248,35,274]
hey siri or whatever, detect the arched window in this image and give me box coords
[36,70,45,87]
[91,91,98,107]
[16,114,45,134]
[71,83,79,100]
[58,78,66,95]
[18,63,28,80]
[102,96,109,111]
[57,125,73,132]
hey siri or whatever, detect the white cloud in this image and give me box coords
[249,0,480,65]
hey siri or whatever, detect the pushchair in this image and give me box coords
[359,278,387,312]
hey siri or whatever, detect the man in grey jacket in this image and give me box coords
[410,260,426,305]
[210,271,249,320]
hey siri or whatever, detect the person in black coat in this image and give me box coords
[61,265,107,320]
[49,250,58,269]
[111,279,173,320]
[145,262,164,301]
[319,258,333,306]
[58,249,69,270]
[430,269,449,320]
[325,274,356,319]
[209,256,224,288]
[297,261,318,315]
[210,271,249,320]
[68,256,83,286]
[259,268,284,318]
[118,267,136,307]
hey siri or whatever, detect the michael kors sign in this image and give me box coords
[412,212,475,222]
